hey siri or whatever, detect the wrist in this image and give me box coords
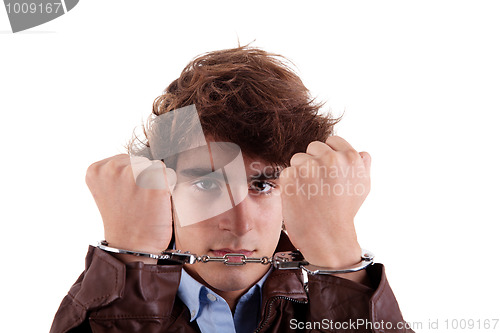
[318,244,362,268]
[306,234,361,268]
[99,239,167,265]
[300,248,374,287]
[104,235,168,255]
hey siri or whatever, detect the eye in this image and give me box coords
[249,180,276,195]
[193,179,220,191]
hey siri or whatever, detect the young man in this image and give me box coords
[51,46,413,332]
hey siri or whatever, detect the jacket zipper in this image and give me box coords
[254,296,308,333]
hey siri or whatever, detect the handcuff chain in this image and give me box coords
[97,241,373,273]
[161,250,271,266]
[197,254,271,265]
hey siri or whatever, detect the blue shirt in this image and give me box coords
[177,267,271,333]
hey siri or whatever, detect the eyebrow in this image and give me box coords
[249,168,281,182]
[179,168,220,178]
[178,167,281,182]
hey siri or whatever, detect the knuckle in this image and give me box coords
[106,157,120,168]
[322,151,337,165]
[326,136,339,145]
[306,140,323,153]
[107,156,129,172]
[84,172,92,186]
[85,162,99,183]
[345,149,359,162]
[290,153,306,166]
[307,157,320,168]
[86,162,97,174]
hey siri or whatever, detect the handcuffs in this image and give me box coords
[97,240,374,275]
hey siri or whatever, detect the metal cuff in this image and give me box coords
[96,240,170,260]
[300,249,374,275]
[96,240,374,273]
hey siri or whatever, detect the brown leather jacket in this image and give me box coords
[50,233,414,333]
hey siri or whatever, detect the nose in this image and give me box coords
[218,197,255,236]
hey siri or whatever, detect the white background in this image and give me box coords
[1,1,499,332]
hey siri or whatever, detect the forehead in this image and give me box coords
[175,142,275,174]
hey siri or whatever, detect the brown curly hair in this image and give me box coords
[128,45,339,168]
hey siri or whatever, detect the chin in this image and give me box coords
[199,264,264,292]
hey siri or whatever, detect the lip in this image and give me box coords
[211,249,254,257]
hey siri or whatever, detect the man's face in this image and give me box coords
[172,143,283,293]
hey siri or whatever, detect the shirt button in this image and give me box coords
[207,294,217,302]
[191,310,196,318]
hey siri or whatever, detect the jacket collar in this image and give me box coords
[261,231,308,303]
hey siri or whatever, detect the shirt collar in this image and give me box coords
[177,268,205,322]
[177,267,272,322]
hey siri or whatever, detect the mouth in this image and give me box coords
[210,249,254,263]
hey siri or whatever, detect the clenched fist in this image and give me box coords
[280,136,371,271]
[85,154,176,263]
